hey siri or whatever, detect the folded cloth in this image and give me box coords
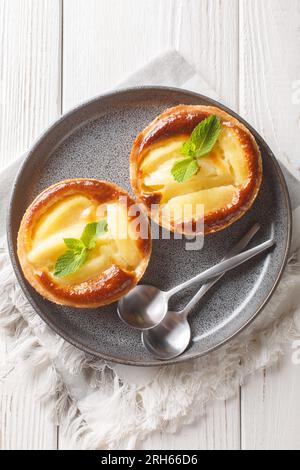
[1,50,300,450]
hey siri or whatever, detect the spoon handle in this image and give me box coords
[167,237,275,298]
[180,223,260,317]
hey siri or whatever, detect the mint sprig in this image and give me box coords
[81,220,108,250]
[54,220,108,278]
[171,115,221,183]
[54,249,88,278]
[171,158,199,184]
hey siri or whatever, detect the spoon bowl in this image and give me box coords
[142,311,191,360]
[117,285,167,330]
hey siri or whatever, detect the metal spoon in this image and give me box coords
[142,223,261,360]
[118,228,275,330]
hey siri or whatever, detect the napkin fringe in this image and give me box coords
[1,237,300,449]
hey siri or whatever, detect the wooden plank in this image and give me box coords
[0,0,62,449]
[242,352,300,450]
[61,0,240,449]
[239,0,300,176]
[0,0,62,168]
[140,397,240,450]
[240,0,300,450]
[63,0,240,109]
[0,362,58,450]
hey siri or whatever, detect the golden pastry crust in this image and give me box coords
[130,105,263,235]
[17,179,151,308]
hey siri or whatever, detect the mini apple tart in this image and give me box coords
[130,105,262,235]
[17,179,151,308]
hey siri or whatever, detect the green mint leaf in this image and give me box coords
[96,220,108,236]
[189,114,221,158]
[54,220,108,278]
[171,158,199,183]
[80,220,108,249]
[172,115,221,183]
[181,140,196,158]
[63,238,85,252]
[54,249,88,278]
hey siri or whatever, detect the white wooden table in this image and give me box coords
[1,0,300,450]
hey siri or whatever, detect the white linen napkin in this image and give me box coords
[1,50,300,450]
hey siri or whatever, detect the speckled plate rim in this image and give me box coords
[7,86,292,367]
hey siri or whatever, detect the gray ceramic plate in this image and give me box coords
[7,87,292,366]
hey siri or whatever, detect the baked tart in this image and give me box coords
[17,179,151,308]
[130,105,263,235]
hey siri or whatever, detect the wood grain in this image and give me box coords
[239,0,300,450]
[0,0,61,449]
[241,350,300,450]
[140,398,240,450]
[0,0,62,168]
[63,0,239,109]
[0,363,58,450]
[239,0,300,177]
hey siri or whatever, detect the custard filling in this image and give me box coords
[140,127,250,221]
[28,195,143,286]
